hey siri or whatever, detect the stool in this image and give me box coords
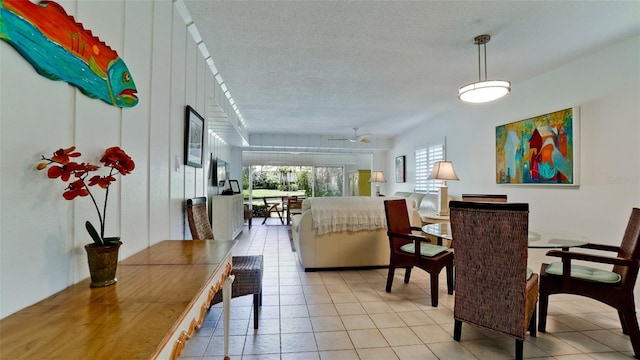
[211,255,263,329]
[244,207,253,229]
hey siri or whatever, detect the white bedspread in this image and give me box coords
[310,197,407,236]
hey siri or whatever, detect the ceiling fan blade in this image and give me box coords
[329,128,371,142]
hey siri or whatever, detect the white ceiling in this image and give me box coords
[184,0,640,141]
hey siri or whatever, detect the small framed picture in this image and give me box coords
[229,180,241,194]
[395,155,406,183]
[184,105,204,168]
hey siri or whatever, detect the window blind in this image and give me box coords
[415,143,444,193]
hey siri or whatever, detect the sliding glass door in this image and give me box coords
[313,166,344,197]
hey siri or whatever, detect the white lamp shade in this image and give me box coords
[369,171,386,183]
[427,161,459,181]
[458,80,511,103]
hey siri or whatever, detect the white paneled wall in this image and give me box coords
[121,0,153,257]
[148,0,174,250]
[0,0,234,318]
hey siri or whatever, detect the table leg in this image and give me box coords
[223,274,235,360]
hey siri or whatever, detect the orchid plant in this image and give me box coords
[37,146,135,246]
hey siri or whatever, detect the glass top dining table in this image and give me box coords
[421,222,590,249]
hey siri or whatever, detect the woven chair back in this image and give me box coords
[186,197,215,240]
[449,201,530,339]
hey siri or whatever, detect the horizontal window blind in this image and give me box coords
[415,143,444,193]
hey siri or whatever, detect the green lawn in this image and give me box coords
[243,189,306,197]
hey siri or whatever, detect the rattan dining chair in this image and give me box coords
[449,201,538,360]
[384,199,454,307]
[538,207,640,358]
[186,197,263,329]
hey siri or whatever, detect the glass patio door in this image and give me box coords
[312,166,344,197]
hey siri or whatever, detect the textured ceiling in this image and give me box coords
[184,0,640,140]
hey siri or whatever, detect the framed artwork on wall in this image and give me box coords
[395,155,406,183]
[184,105,204,168]
[495,106,579,186]
[229,180,241,194]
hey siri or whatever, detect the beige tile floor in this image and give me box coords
[179,219,637,360]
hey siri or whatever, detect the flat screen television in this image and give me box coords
[208,156,228,186]
[208,154,216,185]
[216,159,227,184]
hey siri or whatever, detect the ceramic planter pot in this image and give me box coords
[84,243,120,288]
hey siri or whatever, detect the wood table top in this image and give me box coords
[0,240,236,360]
[121,239,236,265]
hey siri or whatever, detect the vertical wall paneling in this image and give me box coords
[148,0,173,246]
[147,0,172,245]
[121,0,153,257]
[196,48,207,198]
[0,9,76,315]
[73,1,124,282]
[169,6,188,240]
[183,33,197,202]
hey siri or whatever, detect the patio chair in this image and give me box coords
[286,196,303,225]
[262,197,284,225]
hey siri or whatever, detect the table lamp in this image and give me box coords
[369,171,386,197]
[427,161,459,216]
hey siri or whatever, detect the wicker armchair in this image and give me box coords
[538,207,640,357]
[384,199,454,307]
[449,201,538,360]
[186,197,263,329]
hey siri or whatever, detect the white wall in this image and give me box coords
[389,35,640,295]
[0,0,232,318]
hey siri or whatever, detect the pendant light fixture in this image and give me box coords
[458,34,511,103]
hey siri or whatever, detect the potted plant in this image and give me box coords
[37,146,135,287]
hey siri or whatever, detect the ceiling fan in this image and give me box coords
[328,128,371,143]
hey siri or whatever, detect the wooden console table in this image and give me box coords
[0,240,236,360]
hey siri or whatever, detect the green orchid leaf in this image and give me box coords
[103,237,122,246]
[85,221,104,246]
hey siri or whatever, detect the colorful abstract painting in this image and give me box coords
[496,107,578,185]
[0,0,138,107]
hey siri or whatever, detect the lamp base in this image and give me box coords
[375,184,381,197]
[436,184,449,216]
